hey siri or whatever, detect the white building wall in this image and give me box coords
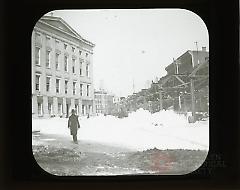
[32,17,95,118]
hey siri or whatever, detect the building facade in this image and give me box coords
[32,16,95,118]
[94,89,115,115]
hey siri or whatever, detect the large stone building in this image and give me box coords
[32,15,95,118]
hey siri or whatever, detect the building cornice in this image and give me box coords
[33,27,94,54]
[38,19,95,48]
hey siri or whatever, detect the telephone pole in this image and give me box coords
[194,41,198,52]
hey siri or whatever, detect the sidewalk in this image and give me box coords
[32,132,208,176]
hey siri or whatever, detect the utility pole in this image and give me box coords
[190,78,196,122]
[194,41,198,52]
[195,41,199,65]
[178,92,182,110]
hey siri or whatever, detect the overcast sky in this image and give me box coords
[45,9,209,97]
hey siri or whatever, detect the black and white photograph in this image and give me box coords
[31,9,209,176]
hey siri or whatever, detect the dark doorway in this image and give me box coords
[66,104,69,118]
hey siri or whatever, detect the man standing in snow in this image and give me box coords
[68,109,80,144]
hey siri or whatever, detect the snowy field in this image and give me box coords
[32,109,209,151]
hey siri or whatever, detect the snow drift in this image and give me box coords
[32,109,209,151]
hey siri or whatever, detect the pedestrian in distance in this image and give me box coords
[68,109,80,144]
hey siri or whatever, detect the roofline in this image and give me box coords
[39,16,95,47]
[165,49,209,70]
[165,50,191,70]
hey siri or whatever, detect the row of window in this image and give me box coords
[35,74,91,96]
[37,102,92,116]
[35,47,90,77]
[36,33,89,57]
[95,104,107,109]
[95,100,102,104]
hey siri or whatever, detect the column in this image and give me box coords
[78,99,82,116]
[32,95,38,118]
[43,96,48,118]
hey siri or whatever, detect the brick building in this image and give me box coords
[32,15,95,118]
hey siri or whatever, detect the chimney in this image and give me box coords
[202,47,206,51]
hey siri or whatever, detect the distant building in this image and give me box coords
[163,47,209,114]
[121,47,209,116]
[94,89,115,115]
[94,90,107,114]
[32,15,95,118]
[113,96,120,104]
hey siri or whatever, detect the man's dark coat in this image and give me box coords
[68,114,80,136]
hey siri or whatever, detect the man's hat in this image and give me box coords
[71,109,75,114]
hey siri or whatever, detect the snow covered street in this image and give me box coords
[32,109,209,151]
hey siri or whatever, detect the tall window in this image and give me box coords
[48,103,52,115]
[55,53,59,70]
[46,76,50,92]
[88,105,92,114]
[86,53,88,57]
[56,79,60,93]
[64,56,68,72]
[65,80,68,94]
[35,33,41,46]
[73,82,76,95]
[35,47,40,65]
[58,103,62,115]
[46,50,51,68]
[72,47,75,52]
[38,102,43,116]
[87,85,90,96]
[82,105,85,115]
[79,50,82,55]
[86,64,90,77]
[72,58,75,74]
[79,61,83,76]
[80,84,83,96]
[35,74,40,91]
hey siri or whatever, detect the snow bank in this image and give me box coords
[32,109,209,151]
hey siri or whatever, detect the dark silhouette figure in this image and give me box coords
[68,109,80,144]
